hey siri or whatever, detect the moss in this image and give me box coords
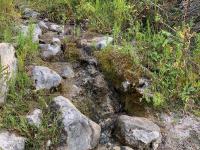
[95,47,144,88]
[73,99,94,118]
[63,40,82,62]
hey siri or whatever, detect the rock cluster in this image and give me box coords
[0,43,17,104]
[0,6,199,150]
[51,96,101,150]
[31,66,62,90]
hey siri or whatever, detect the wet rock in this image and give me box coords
[159,113,200,150]
[0,43,17,104]
[21,24,42,42]
[0,131,26,150]
[26,109,42,127]
[81,36,113,50]
[115,115,161,150]
[51,96,101,150]
[23,8,40,19]
[49,23,64,33]
[60,65,75,79]
[40,38,61,59]
[31,66,62,90]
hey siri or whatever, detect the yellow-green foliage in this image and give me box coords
[26,0,80,23]
[0,25,61,149]
[62,39,82,62]
[96,19,200,109]
[95,46,143,88]
[0,0,20,41]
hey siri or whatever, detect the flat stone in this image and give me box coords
[38,20,48,30]
[23,8,40,19]
[60,65,75,79]
[49,23,64,33]
[51,96,101,150]
[115,115,161,150]
[159,113,200,150]
[81,36,113,50]
[0,131,26,150]
[31,66,62,90]
[0,43,17,104]
[26,109,42,127]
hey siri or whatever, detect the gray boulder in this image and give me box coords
[0,43,17,104]
[38,20,49,30]
[0,131,26,150]
[81,36,113,50]
[26,109,42,127]
[31,66,62,90]
[51,96,101,150]
[23,8,40,19]
[115,115,161,150]
[49,23,64,33]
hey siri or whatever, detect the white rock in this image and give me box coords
[52,37,61,45]
[31,66,62,90]
[0,131,26,150]
[40,38,61,59]
[23,8,40,19]
[60,65,75,79]
[51,96,101,150]
[40,44,61,59]
[0,43,17,104]
[115,115,161,150]
[21,24,42,42]
[46,140,51,148]
[122,81,131,92]
[38,21,48,30]
[26,109,42,127]
[81,36,113,50]
[49,23,64,33]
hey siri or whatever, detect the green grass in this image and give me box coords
[20,0,199,110]
[0,25,62,149]
[0,0,20,41]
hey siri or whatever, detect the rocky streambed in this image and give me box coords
[0,7,199,150]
